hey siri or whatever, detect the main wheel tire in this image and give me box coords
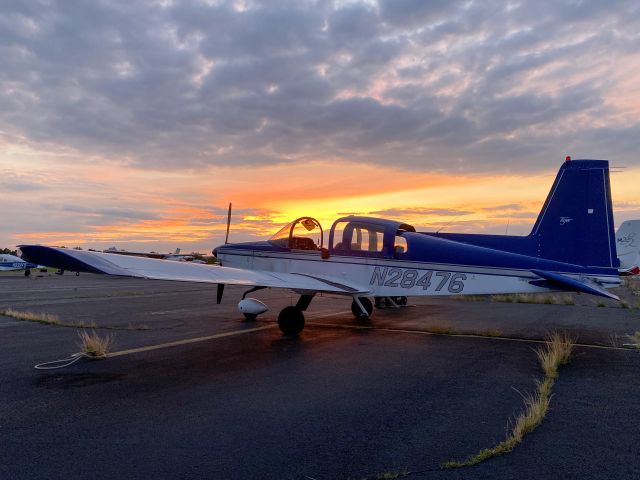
[392,296,407,306]
[243,313,258,321]
[277,306,305,336]
[351,297,373,319]
[24,269,30,277]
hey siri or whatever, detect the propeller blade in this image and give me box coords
[225,202,232,244]
[217,283,225,304]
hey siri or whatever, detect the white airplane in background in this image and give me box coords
[165,249,207,264]
[104,247,206,263]
[20,159,622,336]
[615,220,640,275]
[0,254,38,277]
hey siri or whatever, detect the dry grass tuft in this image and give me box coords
[375,469,410,479]
[491,294,514,303]
[1,308,60,325]
[454,295,489,302]
[626,331,640,350]
[1,308,102,329]
[491,293,575,306]
[535,332,574,379]
[624,277,640,296]
[78,330,114,357]
[443,332,575,469]
[425,324,457,335]
[477,329,503,337]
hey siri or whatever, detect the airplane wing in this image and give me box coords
[18,245,368,295]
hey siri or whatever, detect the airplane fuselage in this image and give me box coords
[215,219,621,299]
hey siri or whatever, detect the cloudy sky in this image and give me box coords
[1,0,639,253]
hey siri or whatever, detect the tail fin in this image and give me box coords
[615,220,640,273]
[530,159,617,268]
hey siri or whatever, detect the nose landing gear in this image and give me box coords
[351,296,373,320]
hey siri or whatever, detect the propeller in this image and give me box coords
[217,202,232,305]
[217,283,225,304]
[225,202,232,244]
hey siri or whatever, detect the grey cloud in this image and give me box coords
[379,0,461,28]
[0,0,638,174]
[481,204,524,212]
[491,212,538,219]
[369,207,473,217]
[61,205,161,221]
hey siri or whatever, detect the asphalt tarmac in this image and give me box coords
[1,273,639,479]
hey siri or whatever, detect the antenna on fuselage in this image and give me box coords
[436,215,462,234]
[225,202,232,244]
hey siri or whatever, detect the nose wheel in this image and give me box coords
[351,297,373,320]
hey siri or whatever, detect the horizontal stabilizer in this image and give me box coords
[531,269,619,301]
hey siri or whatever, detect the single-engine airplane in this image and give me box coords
[19,159,621,336]
[0,253,38,276]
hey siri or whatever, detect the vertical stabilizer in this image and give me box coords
[530,159,617,268]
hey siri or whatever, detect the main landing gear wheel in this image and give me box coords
[351,297,373,320]
[243,313,257,321]
[392,296,408,306]
[278,306,305,336]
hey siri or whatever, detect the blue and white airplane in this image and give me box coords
[19,159,621,335]
[0,253,37,276]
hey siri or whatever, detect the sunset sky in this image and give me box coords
[1,0,639,254]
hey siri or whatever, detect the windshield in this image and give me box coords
[268,217,323,249]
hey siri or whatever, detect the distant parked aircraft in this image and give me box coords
[0,254,37,276]
[104,247,206,263]
[615,220,640,275]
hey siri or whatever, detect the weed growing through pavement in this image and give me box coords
[78,330,114,357]
[442,332,575,468]
[1,308,61,325]
[1,308,151,330]
[491,294,575,305]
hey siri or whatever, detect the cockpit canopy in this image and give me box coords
[329,216,415,258]
[266,215,415,258]
[268,217,323,250]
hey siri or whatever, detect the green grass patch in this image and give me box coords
[443,332,574,469]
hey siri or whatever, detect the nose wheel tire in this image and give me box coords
[243,313,258,321]
[351,297,373,320]
[278,306,305,336]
